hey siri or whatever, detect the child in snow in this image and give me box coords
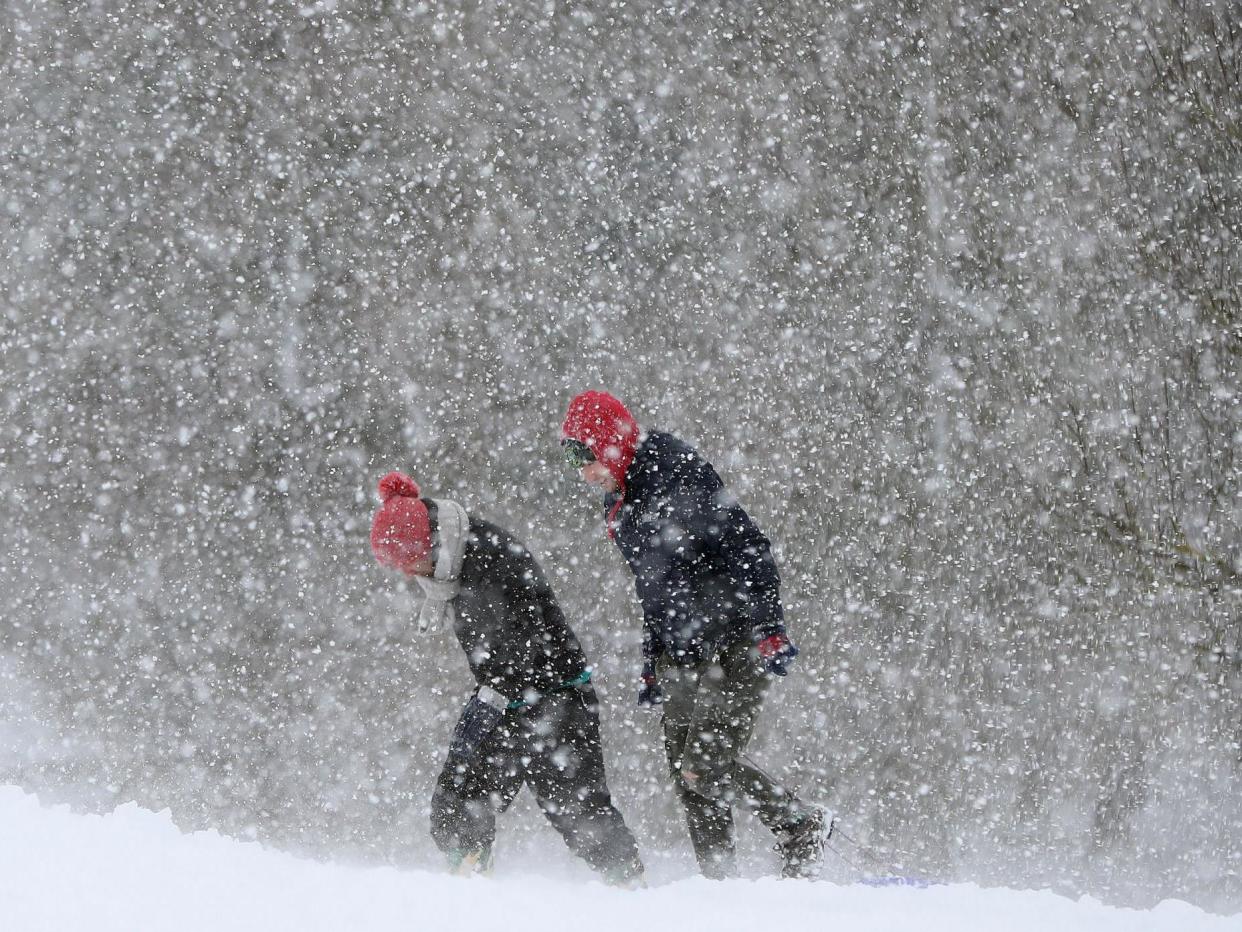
[370,471,644,885]
[560,390,832,880]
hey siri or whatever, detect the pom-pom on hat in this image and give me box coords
[371,471,432,572]
[561,390,640,490]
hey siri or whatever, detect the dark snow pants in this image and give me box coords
[659,640,811,879]
[430,685,644,884]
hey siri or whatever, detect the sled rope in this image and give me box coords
[834,826,899,871]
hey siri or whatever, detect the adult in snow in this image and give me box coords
[560,390,832,880]
[370,471,644,886]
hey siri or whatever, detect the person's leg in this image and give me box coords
[679,641,813,833]
[520,687,645,885]
[658,657,737,879]
[429,709,524,872]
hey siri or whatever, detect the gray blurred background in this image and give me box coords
[1,0,1239,911]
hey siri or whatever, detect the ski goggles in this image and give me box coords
[561,438,596,468]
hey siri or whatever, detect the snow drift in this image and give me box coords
[3,786,1236,932]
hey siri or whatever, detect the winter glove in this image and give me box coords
[637,660,663,707]
[448,686,508,763]
[754,625,799,676]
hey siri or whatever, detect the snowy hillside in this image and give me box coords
[4,786,1236,932]
[3,0,1239,920]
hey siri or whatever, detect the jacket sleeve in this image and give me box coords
[628,490,703,662]
[627,462,741,661]
[640,615,665,676]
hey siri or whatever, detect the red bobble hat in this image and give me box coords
[370,471,432,572]
[561,390,641,491]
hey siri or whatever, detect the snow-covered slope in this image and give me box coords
[3,786,1235,932]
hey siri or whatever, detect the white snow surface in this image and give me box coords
[4,785,1237,932]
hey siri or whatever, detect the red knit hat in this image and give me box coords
[370,471,432,572]
[561,390,640,490]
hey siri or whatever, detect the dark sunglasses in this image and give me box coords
[561,438,596,468]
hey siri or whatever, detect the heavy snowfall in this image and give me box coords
[1,0,1239,926]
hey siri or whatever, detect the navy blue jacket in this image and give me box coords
[605,431,786,669]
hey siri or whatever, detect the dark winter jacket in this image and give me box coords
[438,509,591,704]
[604,432,785,668]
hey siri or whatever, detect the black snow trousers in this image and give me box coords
[430,685,643,884]
[660,640,812,879]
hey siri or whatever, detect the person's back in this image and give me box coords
[450,514,590,700]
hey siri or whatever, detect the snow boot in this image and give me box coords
[610,870,648,890]
[775,806,835,879]
[447,845,493,877]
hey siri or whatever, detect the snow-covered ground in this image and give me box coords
[4,785,1237,932]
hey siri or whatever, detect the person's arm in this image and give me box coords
[637,619,666,706]
[629,496,703,646]
[625,489,705,704]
